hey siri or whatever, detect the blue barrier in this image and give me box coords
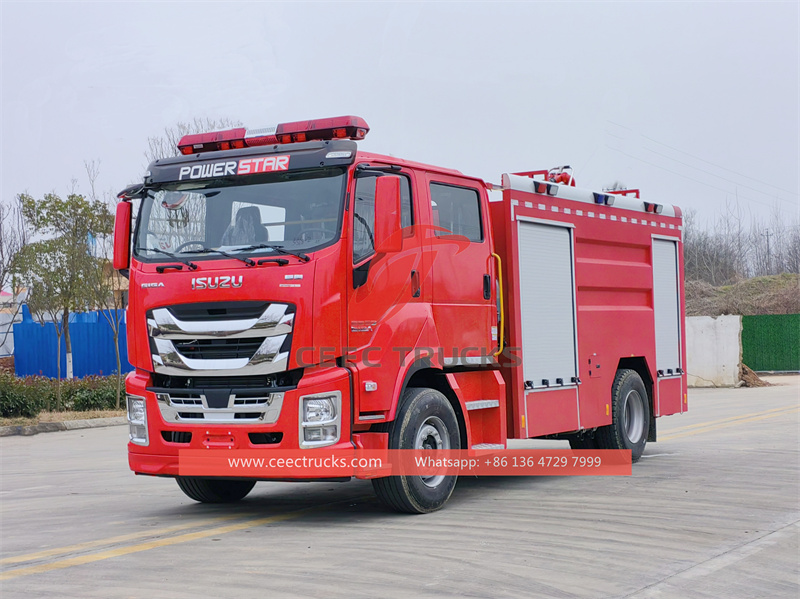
[14,306,132,378]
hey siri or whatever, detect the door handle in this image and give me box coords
[411,270,421,298]
[483,274,491,300]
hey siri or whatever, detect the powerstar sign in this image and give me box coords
[178,155,290,181]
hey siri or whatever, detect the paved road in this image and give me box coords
[1,377,798,598]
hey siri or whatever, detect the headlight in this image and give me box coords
[303,397,336,422]
[126,395,149,446]
[299,391,341,449]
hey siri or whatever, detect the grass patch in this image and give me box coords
[0,409,126,427]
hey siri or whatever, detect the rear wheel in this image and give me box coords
[596,369,650,462]
[372,387,460,514]
[176,477,256,503]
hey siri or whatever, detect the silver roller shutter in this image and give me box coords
[517,221,578,387]
[652,239,682,372]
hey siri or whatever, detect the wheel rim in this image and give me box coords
[415,416,450,488]
[622,390,645,444]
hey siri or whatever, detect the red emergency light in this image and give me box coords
[176,116,370,155]
[177,128,248,155]
[644,201,664,214]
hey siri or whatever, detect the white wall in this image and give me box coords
[686,315,742,387]
[0,311,21,357]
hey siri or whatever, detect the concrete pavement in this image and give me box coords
[1,377,797,598]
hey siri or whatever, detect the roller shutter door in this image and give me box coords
[518,221,578,387]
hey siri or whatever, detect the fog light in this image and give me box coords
[304,425,338,443]
[126,395,148,446]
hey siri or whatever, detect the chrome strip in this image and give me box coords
[465,399,500,411]
[442,355,496,366]
[151,336,289,377]
[149,305,293,339]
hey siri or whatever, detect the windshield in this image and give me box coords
[134,167,347,260]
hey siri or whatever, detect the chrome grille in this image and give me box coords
[171,337,267,360]
[155,390,285,425]
[147,302,294,377]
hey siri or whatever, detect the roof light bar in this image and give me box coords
[177,128,247,155]
[644,202,663,214]
[176,116,370,155]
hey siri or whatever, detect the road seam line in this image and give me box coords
[659,407,799,441]
[0,515,242,565]
[661,404,799,435]
[0,497,370,581]
[620,519,800,598]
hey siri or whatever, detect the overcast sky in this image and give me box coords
[2,1,798,225]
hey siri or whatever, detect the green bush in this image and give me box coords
[70,376,119,410]
[0,373,122,418]
[0,371,42,417]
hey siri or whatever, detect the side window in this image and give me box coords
[430,183,483,242]
[353,175,413,264]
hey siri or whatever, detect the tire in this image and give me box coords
[176,477,256,503]
[568,433,599,450]
[596,369,650,462]
[372,387,461,514]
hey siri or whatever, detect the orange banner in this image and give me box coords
[179,449,631,478]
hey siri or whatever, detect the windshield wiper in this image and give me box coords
[232,243,310,262]
[181,247,256,266]
[136,247,198,272]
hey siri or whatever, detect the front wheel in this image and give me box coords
[372,387,460,514]
[596,369,650,462]
[176,477,256,503]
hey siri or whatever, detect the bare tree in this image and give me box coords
[144,117,242,163]
[85,161,128,407]
[684,199,799,285]
[0,197,28,352]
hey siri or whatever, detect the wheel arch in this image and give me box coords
[404,367,469,451]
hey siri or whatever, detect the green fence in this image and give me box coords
[741,314,800,371]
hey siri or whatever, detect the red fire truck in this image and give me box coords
[114,115,687,513]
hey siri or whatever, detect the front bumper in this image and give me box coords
[126,365,353,478]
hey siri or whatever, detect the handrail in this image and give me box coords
[491,252,505,357]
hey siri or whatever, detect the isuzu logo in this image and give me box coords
[191,276,243,290]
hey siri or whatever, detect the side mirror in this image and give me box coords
[373,176,402,253]
[113,201,132,271]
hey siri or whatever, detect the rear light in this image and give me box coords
[177,116,370,155]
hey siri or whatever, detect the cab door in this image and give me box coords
[347,168,426,415]
[426,174,495,364]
